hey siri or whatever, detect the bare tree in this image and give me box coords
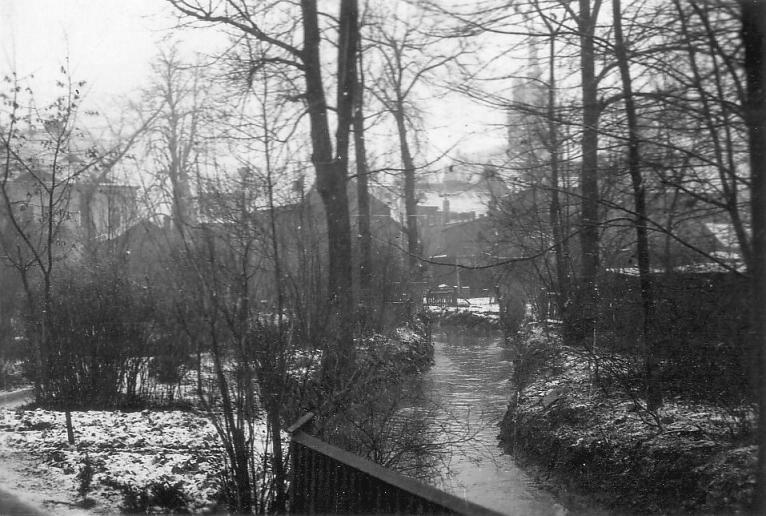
[568,0,603,346]
[164,0,360,377]
[0,68,144,442]
[662,0,752,271]
[611,0,661,409]
[740,0,766,510]
[365,4,462,280]
[136,49,265,512]
[353,33,373,298]
[140,46,207,233]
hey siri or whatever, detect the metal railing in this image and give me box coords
[288,413,503,515]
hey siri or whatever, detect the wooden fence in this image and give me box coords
[288,413,502,515]
[425,286,472,307]
[425,288,457,307]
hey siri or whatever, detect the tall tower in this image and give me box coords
[507,43,546,154]
[506,42,548,180]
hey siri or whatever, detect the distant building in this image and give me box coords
[118,177,406,304]
[1,172,139,245]
[1,124,140,261]
[367,161,513,294]
[415,162,507,261]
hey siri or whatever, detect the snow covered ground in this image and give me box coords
[0,407,262,514]
[0,330,427,514]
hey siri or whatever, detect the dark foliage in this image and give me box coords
[30,270,157,408]
[306,328,445,479]
[103,476,191,514]
[597,272,752,403]
[76,453,94,500]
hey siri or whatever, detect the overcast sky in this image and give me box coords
[0,0,508,162]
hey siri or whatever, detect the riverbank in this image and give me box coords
[500,345,756,514]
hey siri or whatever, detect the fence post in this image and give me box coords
[288,412,315,513]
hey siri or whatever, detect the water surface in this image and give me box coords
[419,330,566,515]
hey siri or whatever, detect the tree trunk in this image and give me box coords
[674,0,753,273]
[263,79,287,511]
[353,49,372,298]
[546,34,571,327]
[65,409,75,445]
[232,427,253,513]
[301,0,357,375]
[211,327,253,513]
[268,403,286,512]
[740,0,766,511]
[612,0,662,411]
[394,108,419,278]
[576,0,601,348]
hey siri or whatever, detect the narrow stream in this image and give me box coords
[419,330,566,515]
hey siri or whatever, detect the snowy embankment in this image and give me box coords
[423,297,501,329]
[501,348,757,513]
[0,408,245,514]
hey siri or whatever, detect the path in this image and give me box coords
[0,388,34,409]
[0,388,49,515]
[0,488,48,516]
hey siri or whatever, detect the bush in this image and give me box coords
[76,453,94,501]
[314,327,444,480]
[103,476,190,514]
[30,270,157,408]
[597,272,752,403]
[0,357,26,391]
[148,351,193,385]
[507,322,561,395]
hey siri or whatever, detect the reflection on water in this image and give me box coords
[418,330,566,516]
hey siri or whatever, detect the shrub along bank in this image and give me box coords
[500,338,756,514]
[422,307,500,334]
